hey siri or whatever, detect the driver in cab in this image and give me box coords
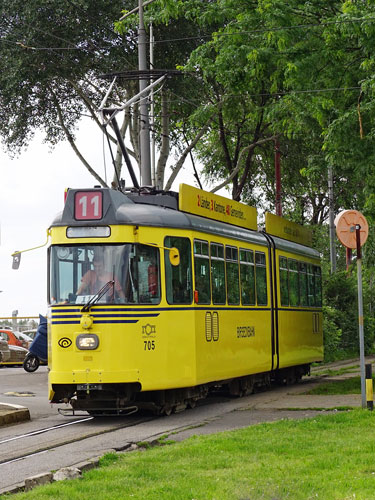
[76,255,125,301]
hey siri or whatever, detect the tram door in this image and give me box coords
[263,235,279,371]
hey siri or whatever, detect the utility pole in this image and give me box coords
[138,0,152,186]
[150,22,156,187]
[328,165,337,273]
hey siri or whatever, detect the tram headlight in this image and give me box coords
[76,334,99,350]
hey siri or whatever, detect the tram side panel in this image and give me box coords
[276,251,323,369]
[194,309,273,384]
[193,238,273,385]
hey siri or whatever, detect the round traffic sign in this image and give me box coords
[335,210,369,249]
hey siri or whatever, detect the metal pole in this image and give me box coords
[150,22,156,187]
[138,0,152,186]
[346,248,352,272]
[328,165,337,273]
[356,224,366,408]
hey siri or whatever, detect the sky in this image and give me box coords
[0,118,201,320]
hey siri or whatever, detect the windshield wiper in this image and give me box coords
[81,280,115,312]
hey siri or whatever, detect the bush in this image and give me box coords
[322,306,343,362]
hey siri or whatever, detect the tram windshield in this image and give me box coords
[49,244,160,305]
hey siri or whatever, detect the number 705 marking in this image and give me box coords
[144,340,155,351]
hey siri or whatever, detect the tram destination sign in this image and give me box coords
[265,212,312,247]
[179,184,257,231]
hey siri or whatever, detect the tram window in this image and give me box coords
[279,256,289,306]
[165,237,192,304]
[126,245,161,304]
[314,265,322,306]
[211,243,226,304]
[307,264,315,306]
[49,244,161,305]
[240,249,255,306]
[288,259,299,306]
[194,240,211,304]
[299,262,308,307]
[255,252,268,306]
[226,246,240,305]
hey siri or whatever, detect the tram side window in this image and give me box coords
[288,259,300,306]
[126,245,161,304]
[279,256,289,306]
[211,243,226,304]
[307,264,315,306]
[314,265,322,306]
[194,240,211,304]
[255,252,268,305]
[240,249,255,306]
[164,237,192,304]
[299,262,308,307]
[226,246,240,305]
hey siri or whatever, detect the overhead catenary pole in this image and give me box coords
[138,0,152,186]
[150,22,156,187]
[328,165,337,273]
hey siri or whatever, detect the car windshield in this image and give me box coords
[50,244,161,305]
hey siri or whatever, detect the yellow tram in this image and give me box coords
[48,184,323,415]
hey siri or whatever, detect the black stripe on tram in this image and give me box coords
[262,231,277,371]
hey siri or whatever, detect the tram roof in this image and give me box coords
[51,188,319,260]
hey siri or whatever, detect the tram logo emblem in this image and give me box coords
[58,337,72,348]
[142,324,156,336]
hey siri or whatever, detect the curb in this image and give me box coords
[0,403,30,427]
[0,449,120,496]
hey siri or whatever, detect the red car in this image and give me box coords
[0,329,23,347]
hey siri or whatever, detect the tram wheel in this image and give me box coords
[187,399,196,409]
[162,405,173,416]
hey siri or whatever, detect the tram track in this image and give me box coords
[0,414,154,467]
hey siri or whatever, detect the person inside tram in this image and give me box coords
[76,254,125,301]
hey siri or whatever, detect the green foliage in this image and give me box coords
[323,270,358,354]
[322,305,343,362]
[0,0,135,153]
[322,264,375,361]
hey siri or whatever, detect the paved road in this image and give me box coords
[0,360,367,495]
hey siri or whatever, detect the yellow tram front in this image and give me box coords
[48,188,197,414]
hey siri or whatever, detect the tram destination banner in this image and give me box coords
[265,212,312,247]
[179,184,257,231]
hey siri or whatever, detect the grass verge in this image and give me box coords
[305,376,372,395]
[312,365,359,377]
[8,409,375,500]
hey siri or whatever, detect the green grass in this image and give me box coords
[8,409,375,500]
[306,376,371,395]
[312,365,359,377]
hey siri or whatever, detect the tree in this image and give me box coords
[0,0,140,185]
[135,0,375,222]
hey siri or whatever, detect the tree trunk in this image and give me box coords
[156,88,170,190]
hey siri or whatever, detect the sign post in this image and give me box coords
[335,210,369,408]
